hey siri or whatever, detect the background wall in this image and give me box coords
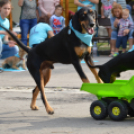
[11,0,21,23]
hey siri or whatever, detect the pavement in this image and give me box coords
[1,56,134,134]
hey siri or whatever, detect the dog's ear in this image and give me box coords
[72,10,82,32]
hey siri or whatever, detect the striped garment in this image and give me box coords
[118,18,134,36]
[113,0,126,9]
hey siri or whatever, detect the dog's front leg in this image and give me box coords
[84,54,103,83]
[22,61,27,70]
[73,60,90,83]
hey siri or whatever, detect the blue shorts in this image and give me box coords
[116,35,128,49]
[111,29,134,40]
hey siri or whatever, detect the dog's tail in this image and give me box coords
[86,61,101,69]
[0,25,30,53]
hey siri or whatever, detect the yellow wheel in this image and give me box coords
[108,100,128,121]
[112,107,120,116]
[94,106,101,115]
[90,100,108,120]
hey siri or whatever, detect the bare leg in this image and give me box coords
[128,38,133,49]
[110,39,116,54]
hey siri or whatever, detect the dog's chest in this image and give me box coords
[74,45,91,58]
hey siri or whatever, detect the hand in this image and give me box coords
[114,18,120,27]
[85,4,93,8]
[47,13,52,18]
[101,15,105,18]
[8,40,16,47]
[123,29,129,36]
[11,31,17,36]
[115,18,120,24]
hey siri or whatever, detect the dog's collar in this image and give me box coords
[69,20,93,46]
[14,53,24,60]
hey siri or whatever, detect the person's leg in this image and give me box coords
[128,29,134,49]
[1,44,19,59]
[20,19,30,46]
[113,36,121,57]
[106,28,112,38]
[122,36,128,53]
[29,18,37,31]
[110,30,117,56]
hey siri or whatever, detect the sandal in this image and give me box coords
[109,51,114,57]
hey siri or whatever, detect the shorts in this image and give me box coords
[116,35,128,49]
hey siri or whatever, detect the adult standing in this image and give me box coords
[110,3,134,56]
[38,0,60,22]
[18,0,37,46]
[74,0,99,11]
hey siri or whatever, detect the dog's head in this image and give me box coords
[72,7,96,35]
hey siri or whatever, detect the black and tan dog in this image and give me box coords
[86,32,134,83]
[0,7,102,115]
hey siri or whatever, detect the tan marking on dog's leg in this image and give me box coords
[110,73,117,83]
[30,86,40,110]
[82,78,90,83]
[22,61,27,70]
[12,65,19,70]
[88,64,103,83]
[85,47,103,83]
[40,67,54,115]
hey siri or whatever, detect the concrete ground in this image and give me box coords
[0,56,134,134]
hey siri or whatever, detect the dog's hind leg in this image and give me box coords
[30,86,40,110]
[41,67,53,114]
[84,54,103,83]
[28,61,54,115]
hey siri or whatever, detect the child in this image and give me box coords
[29,16,54,48]
[113,9,133,56]
[101,0,114,50]
[50,5,65,35]
[0,0,19,60]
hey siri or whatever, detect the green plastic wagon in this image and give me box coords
[80,76,134,121]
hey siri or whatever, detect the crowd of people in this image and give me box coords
[0,0,134,73]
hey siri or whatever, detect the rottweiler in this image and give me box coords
[1,7,102,115]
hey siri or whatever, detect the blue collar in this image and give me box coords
[14,53,20,58]
[69,20,93,46]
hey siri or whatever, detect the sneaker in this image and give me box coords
[113,52,119,57]
[128,45,134,53]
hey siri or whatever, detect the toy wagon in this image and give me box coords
[81,76,134,121]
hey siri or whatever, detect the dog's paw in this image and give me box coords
[30,105,39,110]
[46,107,54,115]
